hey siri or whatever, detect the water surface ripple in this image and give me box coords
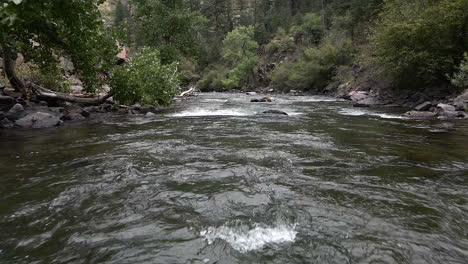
[1,93,468,263]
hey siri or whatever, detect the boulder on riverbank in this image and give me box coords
[15,112,62,128]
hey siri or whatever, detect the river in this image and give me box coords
[1,93,468,263]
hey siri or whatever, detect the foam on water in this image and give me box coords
[295,97,345,102]
[171,108,252,117]
[338,108,405,119]
[200,223,297,253]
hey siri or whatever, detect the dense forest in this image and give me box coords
[1,0,468,106]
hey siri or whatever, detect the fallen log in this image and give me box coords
[179,86,198,97]
[31,83,112,106]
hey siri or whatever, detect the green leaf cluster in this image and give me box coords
[367,0,468,84]
[221,26,259,89]
[111,47,180,106]
[0,0,118,92]
[132,0,207,64]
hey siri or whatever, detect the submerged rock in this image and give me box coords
[258,110,288,116]
[404,111,437,118]
[15,112,62,128]
[62,112,86,121]
[251,97,273,103]
[145,112,157,117]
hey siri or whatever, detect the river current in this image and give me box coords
[1,93,467,263]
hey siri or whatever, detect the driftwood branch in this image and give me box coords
[31,83,113,105]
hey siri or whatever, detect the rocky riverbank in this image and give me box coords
[340,89,468,120]
[0,88,162,129]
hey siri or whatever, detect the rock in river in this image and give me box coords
[258,110,288,116]
[15,112,62,128]
[251,97,273,103]
[404,111,437,118]
[5,103,26,121]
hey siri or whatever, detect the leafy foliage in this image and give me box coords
[111,47,180,106]
[0,0,119,92]
[271,36,352,91]
[221,26,259,89]
[132,0,206,64]
[367,0,468,84]
[451,53,468,88]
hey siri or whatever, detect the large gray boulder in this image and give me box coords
[5,103,26,120]
[349,91,369,102]
[436,103,456,112]
[15,112,62,128]
[438,110,465,119]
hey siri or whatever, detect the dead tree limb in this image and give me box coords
[31,83,113,105]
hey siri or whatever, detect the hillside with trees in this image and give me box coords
[1,0,467,110]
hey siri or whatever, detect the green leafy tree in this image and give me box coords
[0,0,118,93]
[367,0,468,85]
[451,53,468,88]
[221,26,259,89]
[111,47,180,106]
[132,0,206,64]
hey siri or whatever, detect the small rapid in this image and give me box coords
[0,93,467,263]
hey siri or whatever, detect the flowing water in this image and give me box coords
[1,93,468,263]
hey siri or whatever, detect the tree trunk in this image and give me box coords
[2,45,26,95]
[31,83,113,105]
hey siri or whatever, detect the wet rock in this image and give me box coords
[0,118,15,128]
[63,113,86,121]
[438,110,465,119]
[414,101,432,111]
[0,96,15,111]
[251,97,273,103]
[84,106,99,113]
[6,103,26,121]
[2,88,20,97]
[259,110,288,116]
[0,95,15,105]
[353,103,370,108]
[127,109,139,115]
[132,104,142,110]
[15,98,30,106]
[145,112,157,117]
[64,103,90,118]
[246,92,257,96]
[436,103,456,112]
[39,101,48,107]
[15,112,62,128]
[100,103,113,112]
[404,111,437,118]
[349,91,368,102]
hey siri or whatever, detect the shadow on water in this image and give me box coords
[0,93,467,263]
